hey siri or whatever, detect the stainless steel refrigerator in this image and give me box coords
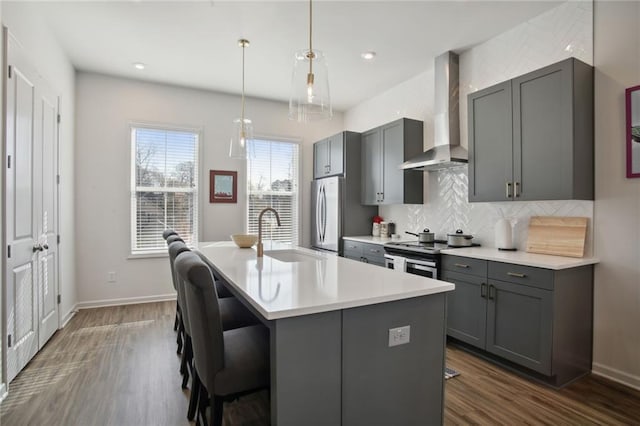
[311,176,378,255]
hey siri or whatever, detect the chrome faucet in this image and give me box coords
[257,207,282,257]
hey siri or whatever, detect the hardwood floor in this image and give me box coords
[2,301,639,425]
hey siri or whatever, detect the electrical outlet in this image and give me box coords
[388,325,411,347]
[108,271,117,283]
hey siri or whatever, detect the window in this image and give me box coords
[131,125,199,254]
[247,139,300,244]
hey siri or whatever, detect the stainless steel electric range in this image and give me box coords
[383,240,480,279]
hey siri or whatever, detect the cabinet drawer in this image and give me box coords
[442,255,487,277]
[343,241,364,253]
[488,262,553,290]
[360,242,385,263]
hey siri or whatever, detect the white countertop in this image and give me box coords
[440,247,600,270]
[343,235,413,245]
[197,241,454,320]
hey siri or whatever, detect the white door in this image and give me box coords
[36,77,59,349]
[5,33,60,382]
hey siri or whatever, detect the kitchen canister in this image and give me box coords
[380,222,389,238]
[495,218,515,250]
[372,222,380,237]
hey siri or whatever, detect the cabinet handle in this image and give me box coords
[454,263,469,269]
[514,181,520,198]
[488,284,496,300]
[362,257,369,263]
[370,249,380,253]
[380,192,384,202]
[480,283,487,298]
[507,272,526,278]
[506,182,512,198]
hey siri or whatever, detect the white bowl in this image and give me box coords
[231,234,258,248]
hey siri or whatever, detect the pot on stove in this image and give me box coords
[447,229,474,247]
[405,228,435,243]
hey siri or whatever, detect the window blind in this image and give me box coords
[131,126,199,254]
[247,139,299,244]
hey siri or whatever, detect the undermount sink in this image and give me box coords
[263,249,325,263]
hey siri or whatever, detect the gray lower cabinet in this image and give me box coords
[442,254,593,387]
[361,118,423,205]
[468,57,593,202]
[313,132,346,179]
[343,240,385,267]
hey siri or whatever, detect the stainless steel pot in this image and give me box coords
[405,228,435,243]
[447,229,474,247]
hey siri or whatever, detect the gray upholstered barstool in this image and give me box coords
[176,251,270,426]
[169,242,262,421]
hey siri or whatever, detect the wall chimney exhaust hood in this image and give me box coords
[400,51,467,171]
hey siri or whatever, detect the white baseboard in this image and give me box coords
[592,362,640,391]
[76,293,177,310]
[0,383,7,403]
[60,306,77,328]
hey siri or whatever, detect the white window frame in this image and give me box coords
[129,122,203,258]
[245,136,302,245]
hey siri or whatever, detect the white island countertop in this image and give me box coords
[440,247,600,270]
[197,242,454,320]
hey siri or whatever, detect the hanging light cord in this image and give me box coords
[241,40,246,122]
[308,0,313,75]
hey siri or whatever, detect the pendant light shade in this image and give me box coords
[288,0,332,122]
[230,39,252,159]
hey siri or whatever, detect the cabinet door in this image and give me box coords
[486,279,553,375]
[381,121,404,204]
[327,133,344,176]
[361,129,382,205]
[313,139,329,179]
[513,60,573,200]
[442,271,487,349]
[468,81,513,202]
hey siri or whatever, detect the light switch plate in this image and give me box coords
[388,325,410,347]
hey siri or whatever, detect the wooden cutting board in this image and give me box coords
[526,216,588,258]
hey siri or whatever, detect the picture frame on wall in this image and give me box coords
[210,170,237,203]
[626,84,640,178]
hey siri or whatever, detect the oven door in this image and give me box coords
[384,255,438,279]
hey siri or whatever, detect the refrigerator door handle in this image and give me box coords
[316,184,323,244]
[322,185,328,242]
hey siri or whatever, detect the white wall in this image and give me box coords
[75,72,343,306]
[592,0,640,390]
[345,1,594,252]
[2,3,77,324]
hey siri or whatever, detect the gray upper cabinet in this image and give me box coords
[361,118,424,205]
[468,57,593,202]
[313,132,345,179]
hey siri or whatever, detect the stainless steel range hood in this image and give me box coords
[400,51,467,171]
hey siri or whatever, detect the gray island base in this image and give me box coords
[197,242,453,426]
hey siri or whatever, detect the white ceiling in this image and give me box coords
[34,1,561,111]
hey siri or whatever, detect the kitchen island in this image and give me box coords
[196,242,455,426]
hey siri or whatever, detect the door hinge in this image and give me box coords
[57,114,61,124]
[57,294,61,305]
[56,175,60,184]
[7,65,11,79]
[57,235,61,244]
[8,334,11,348]
[7,245,10,258]
[7,155,11,168]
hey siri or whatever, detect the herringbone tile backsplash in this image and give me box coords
[380,168,594,255]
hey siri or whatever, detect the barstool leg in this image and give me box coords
[198,386,210,426]
[181,337,191,388]
[174,301,180,331]
[212,396,223,426]
[177,320,184,354]
[187,370,200,420]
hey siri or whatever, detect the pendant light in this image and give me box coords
[288,0,332,122]
[229,39,253,159]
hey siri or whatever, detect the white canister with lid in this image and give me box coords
[495,218,514,250]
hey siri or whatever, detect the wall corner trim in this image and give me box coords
[592,362,640,391]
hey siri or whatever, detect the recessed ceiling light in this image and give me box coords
[361,51,376,61]
[133,62,146,70]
